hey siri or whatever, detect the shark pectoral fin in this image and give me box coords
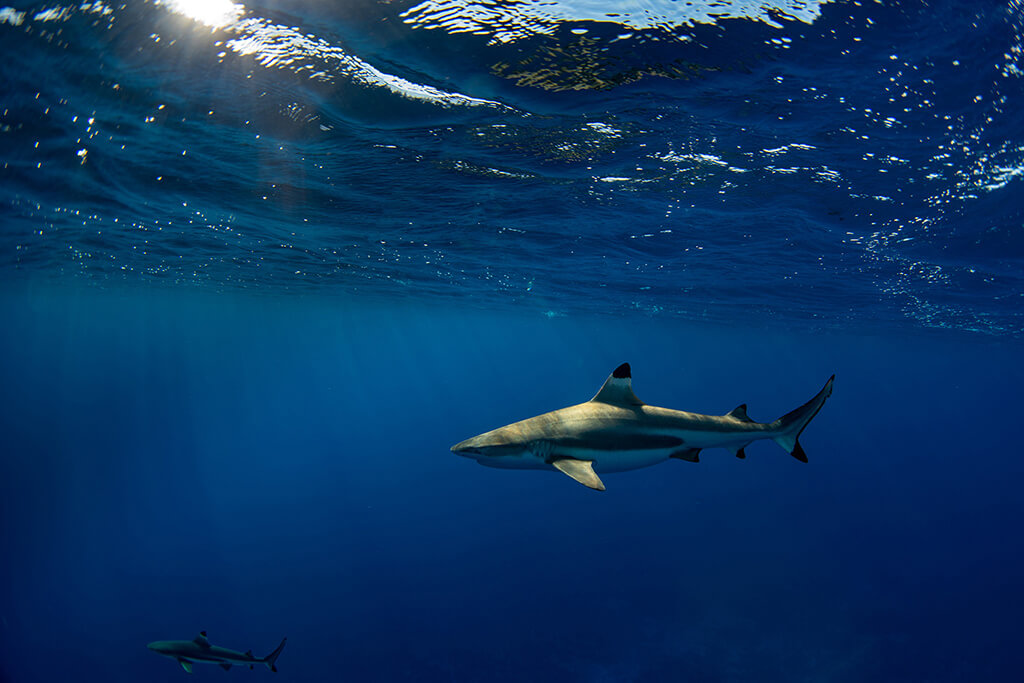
[551,458,605,491]
[219,663,232,671]
[178,659,193,674]
[670,448,701,463]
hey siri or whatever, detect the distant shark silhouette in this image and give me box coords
[148,631,287,674]
[452,363,834,490]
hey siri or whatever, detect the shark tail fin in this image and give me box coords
[770,375,834,462]
[263,637,287,673]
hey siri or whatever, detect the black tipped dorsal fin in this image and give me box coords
[590,363,643,406]
[727,404,754,422]
[194,633,210,648]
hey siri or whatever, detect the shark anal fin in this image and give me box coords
[178,659,194,674]
[551,458,605,491]
[670,448,701,463]
[220,663,232,671]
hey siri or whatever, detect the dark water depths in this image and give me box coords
[2,287,1023,682]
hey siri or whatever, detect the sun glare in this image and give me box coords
[164,0,244,29]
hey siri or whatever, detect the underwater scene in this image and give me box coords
[2,0,1023,681]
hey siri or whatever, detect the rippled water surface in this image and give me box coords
[1,0,1022,334]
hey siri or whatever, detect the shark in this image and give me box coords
[147,631,287,674]
[452,363,833,491]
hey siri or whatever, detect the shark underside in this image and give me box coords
[452,363,834,491]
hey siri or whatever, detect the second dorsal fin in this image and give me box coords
[590,363,643,406]
[727,404,754,422]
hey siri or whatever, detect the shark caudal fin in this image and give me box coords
[263,637,287,673]
[770,375,834,462]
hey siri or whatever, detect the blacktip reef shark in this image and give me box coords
[148,631,287,674]
[452,363,834,491]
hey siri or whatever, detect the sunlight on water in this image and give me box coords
[0,7,26,25]
[160,0,243,29]
[144,0,507,108]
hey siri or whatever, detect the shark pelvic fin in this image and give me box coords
[178,659,194,674]
[670,448,701,463]
[551,458,606,491]
[590,363,643,406]
[735,447,747,459]
[727,404,754,422]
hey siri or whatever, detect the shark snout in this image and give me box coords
[452,433,524,459]
[451,440,482,457]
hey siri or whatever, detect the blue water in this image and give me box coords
[2,1,1024,681]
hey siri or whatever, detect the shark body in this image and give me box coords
[452,363,833,491]
[147,632,287,674]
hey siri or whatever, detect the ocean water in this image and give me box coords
[1,1,1023,681]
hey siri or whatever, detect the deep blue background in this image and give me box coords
[2,284,1022,681]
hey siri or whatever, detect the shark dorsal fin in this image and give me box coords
[590,363,643,406]
[727,404,753,422]
[194,632,210,649]
[246,649,254,658]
